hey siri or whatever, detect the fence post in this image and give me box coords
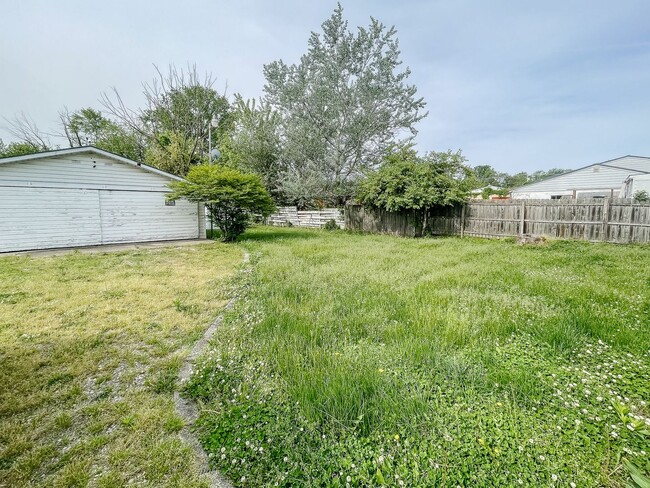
[460,205,465,238]
[602,198,610,242]
[519,201,526,235]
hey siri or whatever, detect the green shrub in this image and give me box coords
[322,219,339,231]
[633,190,650,203]
[168,165,276,242]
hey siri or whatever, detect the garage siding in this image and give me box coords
[0,150,202,252]
[99,191,199,244]
[0,187,102,252]
[0,156,172,191]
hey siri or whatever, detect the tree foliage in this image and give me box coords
[357,147,472,212]
[0,139,42,158]
[263,4,426,207]
[219,96,283,200]
[59,107,143,161]
[167,165,275,242]
[101,65,230,176]
[472,164,570,189]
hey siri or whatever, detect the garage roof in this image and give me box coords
[0,146,184,181]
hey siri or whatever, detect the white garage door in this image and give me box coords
[0,187,102,252]
[99,190,199,244]
[0,187,199,252]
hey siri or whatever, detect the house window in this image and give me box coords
[550,195,563,200]
[165,200,176,206]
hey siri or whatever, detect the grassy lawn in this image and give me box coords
[0,243,242,487]
[188,227,650,487]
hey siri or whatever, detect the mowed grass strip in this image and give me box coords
[0,243,241,487]
[188,227,650,487]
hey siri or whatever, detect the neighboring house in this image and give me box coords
[0,146,205,253]
[622,174,650,198]
[470,186,505,200]
[511,156,650,200]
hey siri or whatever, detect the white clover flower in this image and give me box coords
[551,474,558,481]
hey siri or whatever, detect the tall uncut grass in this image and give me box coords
[188,227,650,487]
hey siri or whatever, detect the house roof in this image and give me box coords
[511,155,650,193]
[0,146,184,181]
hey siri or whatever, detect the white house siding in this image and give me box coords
[623,174,650,198]
[99,190,199,244]
[0,187,102,252]
[0,149,202,252]
[511,157,650,200]
[0,156,172,191]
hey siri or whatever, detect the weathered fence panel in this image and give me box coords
[266,207,344,229]
[345,199,650,244]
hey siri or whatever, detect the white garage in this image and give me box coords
[0,146,205,252]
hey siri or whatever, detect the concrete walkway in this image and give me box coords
[2,239,213,257]
[173,252,250,488]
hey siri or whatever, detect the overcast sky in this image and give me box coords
[2,1,649,172]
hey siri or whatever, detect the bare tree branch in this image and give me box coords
[3,113,52,150]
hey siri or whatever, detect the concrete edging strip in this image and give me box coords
[173,251,250,488]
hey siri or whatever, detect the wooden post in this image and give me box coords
[602,198,610,242]
[460,205,465,238]
[519,200,526,235]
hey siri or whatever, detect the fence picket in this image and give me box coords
[345,199,650,244]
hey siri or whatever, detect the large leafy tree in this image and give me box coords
[358,147,472,212]
[167,165,275,242]
[263,4,427,207]
[473,165,501,187]
[357,146,472,233]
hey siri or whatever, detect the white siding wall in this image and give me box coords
[623,175,650,197]
[0,156,172,191]
[0,187,102,252]
[0,153,202,252]
[512,189,622,200]
[99,191,199,244]
[511,163,639,200]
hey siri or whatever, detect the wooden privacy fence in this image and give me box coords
[345,199,650,244]
[266,206,344,229]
